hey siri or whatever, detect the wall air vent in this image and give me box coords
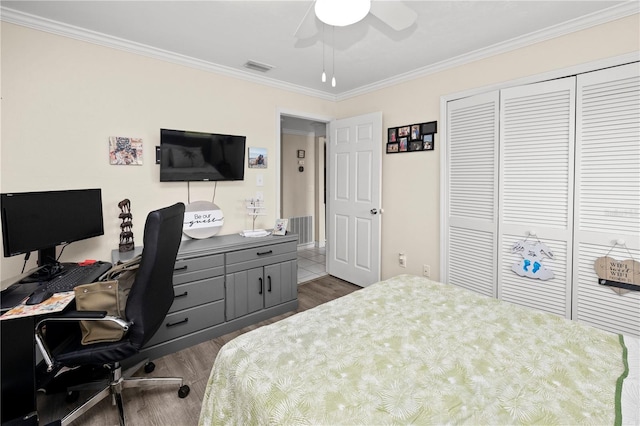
[243,60,274,73]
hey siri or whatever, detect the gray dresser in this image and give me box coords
[112,233,298,364]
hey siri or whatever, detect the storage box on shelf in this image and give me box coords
[112,233,298,364]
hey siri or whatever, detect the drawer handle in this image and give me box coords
[174,291,188,299]
[268,275,272,292]
[174,265,188,271]
[259,277,263,295]
[166,318,189,327]
[257,250,273,256]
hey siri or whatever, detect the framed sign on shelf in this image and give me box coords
[386,121,437,154]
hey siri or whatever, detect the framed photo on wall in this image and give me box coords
[388,128,397,143]
[423,134,434,151]
[386,121,437,154]
[399,137,408,152]
[248,147,268,168]
[409,141,422,151]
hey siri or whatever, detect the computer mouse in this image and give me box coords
[26,287,53,305]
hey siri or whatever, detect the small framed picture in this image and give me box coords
[388,128,397,143]
[109,136,143,165]
[297,150,305,158]
[423,134,434,151]
[409,141,422,151]
[273,218,288,235]
[248,147,267,168]
[399,137,408,152]
[386,142,399,153]
[398,126,410,137]
[410,125,420,140]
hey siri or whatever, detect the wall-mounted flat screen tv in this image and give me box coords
[160,128,246,182]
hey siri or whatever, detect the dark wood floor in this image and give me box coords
[37,275,360,426]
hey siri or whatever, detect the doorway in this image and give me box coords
[278,111,330,284]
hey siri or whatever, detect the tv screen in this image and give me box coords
[1,189,104,265]
[160,128,246,182]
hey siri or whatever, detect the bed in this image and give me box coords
[199,274,639,425]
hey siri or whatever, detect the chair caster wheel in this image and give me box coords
[178,385,190,398]
[144,362,155,374]
[65,390,80,404]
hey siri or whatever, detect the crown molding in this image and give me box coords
[2,2,637,103]
[0,6,338,102]
[337,1,640,101]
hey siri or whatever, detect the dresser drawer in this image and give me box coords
[146,300,225,347]
[173,254,224,284]
[226,241,297,265]
[169,276,224,313]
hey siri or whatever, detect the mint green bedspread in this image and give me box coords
[199,275,633,425]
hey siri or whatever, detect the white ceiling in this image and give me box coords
[1,0,636,101]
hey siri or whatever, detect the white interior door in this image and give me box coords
[327,112,382,287]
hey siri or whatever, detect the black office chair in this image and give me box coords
[35,202,188,426]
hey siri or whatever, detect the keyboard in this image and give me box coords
[46,262,113,293]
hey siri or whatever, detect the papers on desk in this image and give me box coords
[0,291,75,320]
[240,229,271,238]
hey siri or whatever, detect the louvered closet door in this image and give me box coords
[497,78,576,317]
[445,92,499,297]
[573,62,640,337]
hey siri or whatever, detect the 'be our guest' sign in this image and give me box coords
[183,201,224,239]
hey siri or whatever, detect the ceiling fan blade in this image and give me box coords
[369,1,417,31]
[293,1,318,39]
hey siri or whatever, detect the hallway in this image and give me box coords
[297,246,327,284]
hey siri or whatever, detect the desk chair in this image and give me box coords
[35,203,187,426]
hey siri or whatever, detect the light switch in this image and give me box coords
[256,174,264,186]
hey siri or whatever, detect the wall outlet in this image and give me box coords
[423,264,430,278]
[256,174,264,186]
[256,191,264,201]
[399,253,406,268]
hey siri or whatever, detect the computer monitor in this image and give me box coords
[1,189,104,268]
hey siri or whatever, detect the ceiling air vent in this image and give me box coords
[243,60,274,73]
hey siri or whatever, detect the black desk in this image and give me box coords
[1,316,38,425]
[1,263,110,425]
[1,281,41,425]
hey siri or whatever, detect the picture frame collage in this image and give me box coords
[386,121,437,154]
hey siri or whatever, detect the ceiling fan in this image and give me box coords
[293,0,418,39]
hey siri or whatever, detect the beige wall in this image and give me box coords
[1,15,638,283]
[335,14,639,281]
[0,23,334,279]
[281,131,316,219]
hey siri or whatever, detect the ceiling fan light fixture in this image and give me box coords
[315,0,371,27]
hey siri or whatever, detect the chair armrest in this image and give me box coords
[35,312,132,372]
[58,310,108,319]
